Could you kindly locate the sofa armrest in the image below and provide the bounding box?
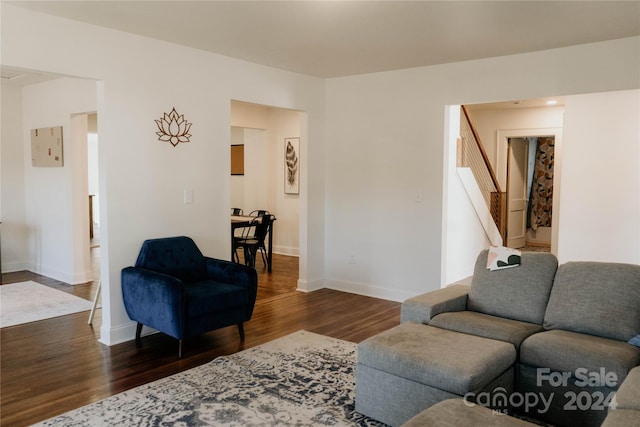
[400,284,470,324]
[121,267,184,337]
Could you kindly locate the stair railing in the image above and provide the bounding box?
[459,105,506,240]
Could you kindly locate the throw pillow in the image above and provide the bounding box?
[487,246,522,271]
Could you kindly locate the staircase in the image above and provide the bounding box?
[458,106,506,245]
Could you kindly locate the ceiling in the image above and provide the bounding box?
[4,0,640,79]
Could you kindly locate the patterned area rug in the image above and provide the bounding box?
[0,281,93,328]
[35,330,387,426]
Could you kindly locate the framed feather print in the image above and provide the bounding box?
[284,137,300,194]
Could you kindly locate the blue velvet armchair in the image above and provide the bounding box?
[121,236,258,358]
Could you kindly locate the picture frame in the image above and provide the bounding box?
[230,144,244,175]
[31,126,64,167]
[284,137,300,194]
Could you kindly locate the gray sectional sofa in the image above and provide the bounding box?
[356,250,640,427]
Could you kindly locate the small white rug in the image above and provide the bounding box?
[0,281,93,328]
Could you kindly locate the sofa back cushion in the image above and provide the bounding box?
[544,262,640,341]
[468,249,558,324]
[135,236,207,282]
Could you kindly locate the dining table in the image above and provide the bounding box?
[231,215,275,272]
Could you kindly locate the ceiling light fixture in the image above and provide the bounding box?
[546,100,558,105]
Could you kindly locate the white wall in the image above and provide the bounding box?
[21,78,97,283]
[268,107,302,256]
[326,37,640,299]
[0,83,29,272]
[558,90,640,264]
[230,126,246,212]
[2,4,325,345]
[230,127,269,214]
[88,133,100,226]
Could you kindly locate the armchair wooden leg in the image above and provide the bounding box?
[135,323,143,343]
[238,323,245,341]
[179,339,183,359]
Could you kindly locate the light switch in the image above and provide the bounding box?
[184,188,193,204]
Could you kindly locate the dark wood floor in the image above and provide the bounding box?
[0,251,401,426]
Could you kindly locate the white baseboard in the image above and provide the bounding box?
[100,321,158,346]
[28,262,94,285]
[1,261,30,274]
[273,246,299,257]
[296,278,324,292]
[324,279,412,302]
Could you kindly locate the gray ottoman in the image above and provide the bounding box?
[402,399,538,427]
[356,322,517,426]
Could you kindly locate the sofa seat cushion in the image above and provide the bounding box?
[613,365,640,411]
[520,330,640,385]
[544,261,640,341]
[601,409,640,427]
[402,399,538,427]
[184,280,248,317]
[469,250,558,324]
[430,311,543,350]
[357,323,516,396]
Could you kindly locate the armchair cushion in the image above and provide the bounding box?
[468,250,558,325]
[185,281,249,317]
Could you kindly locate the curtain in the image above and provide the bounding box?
[528,137,554,231]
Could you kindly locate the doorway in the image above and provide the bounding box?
[87,114,101,284]
[506,136,555,249]
[70,112,101,285]
[229,101,302,280]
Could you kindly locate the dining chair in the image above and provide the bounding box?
[244,210,271,263]
[231,208,243,215]
[249,209,268,217]
[232,210,270,264]
[234,214,275,268]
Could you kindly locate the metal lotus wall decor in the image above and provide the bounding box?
[284,137,300,194]
[155,107,192,147]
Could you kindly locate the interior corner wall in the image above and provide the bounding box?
[267,107,301,256]
[1,83,29,272]
[558,89,640,264]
